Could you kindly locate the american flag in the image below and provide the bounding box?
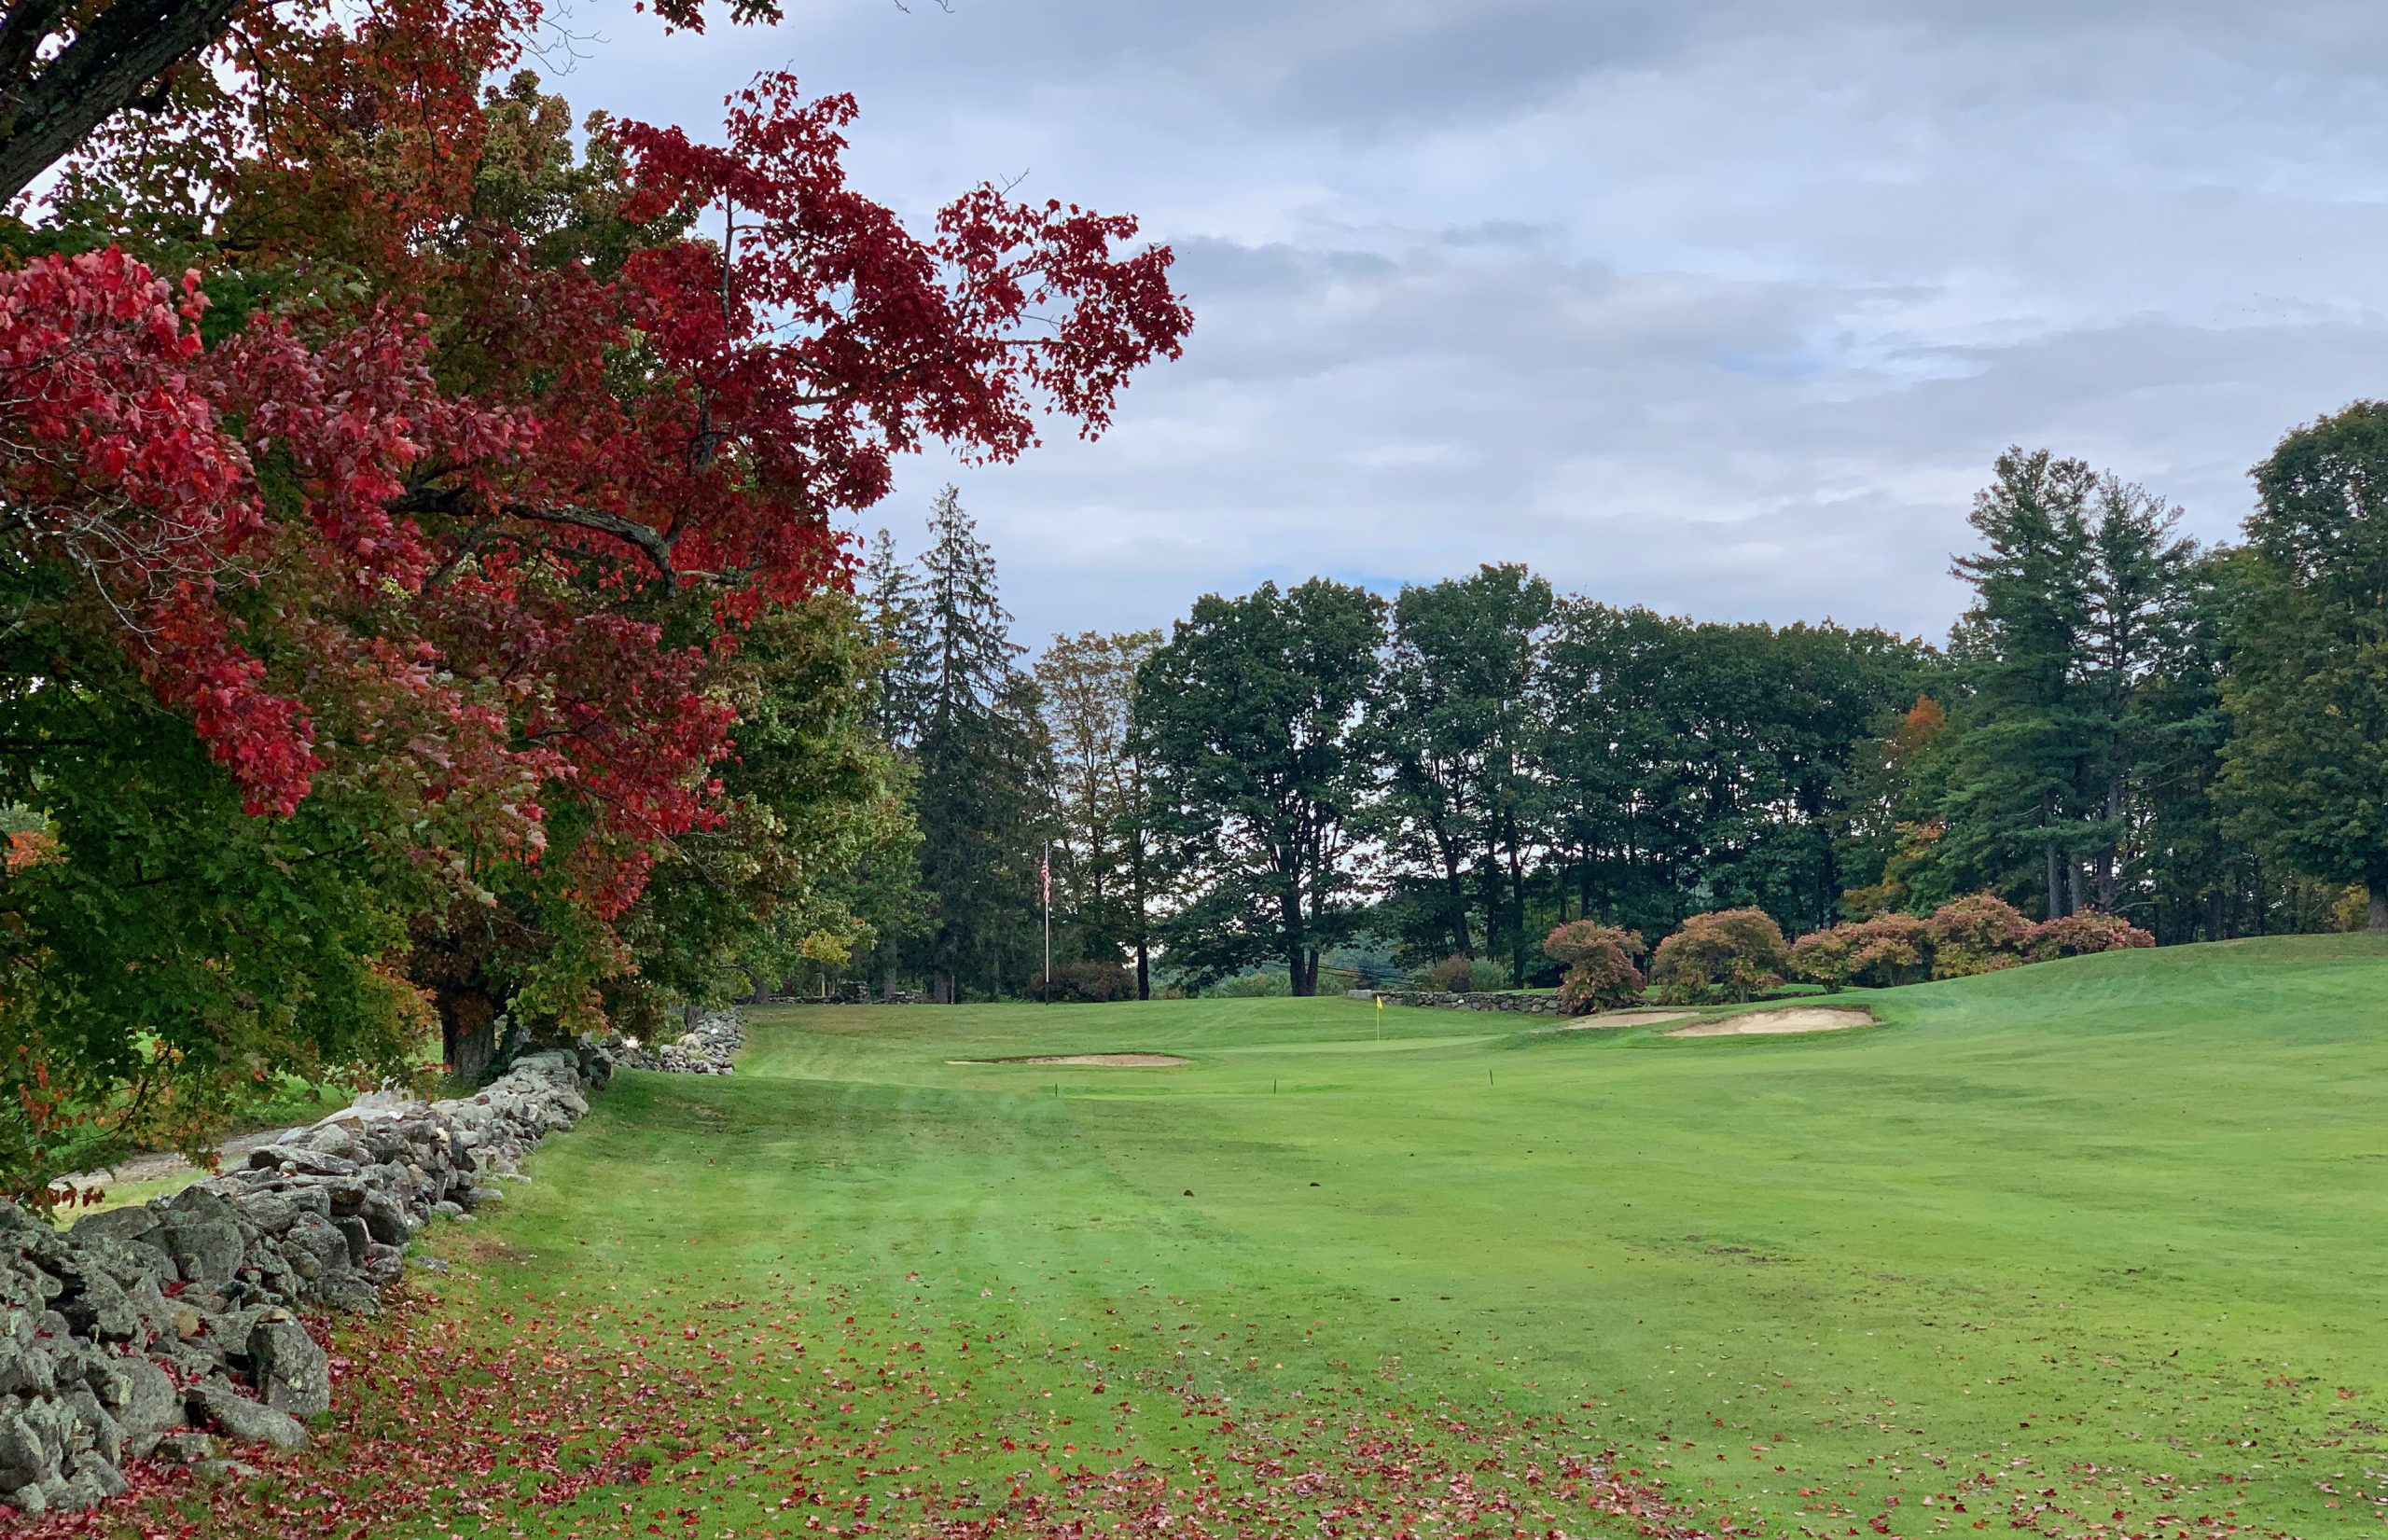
[1040,844,1050,907]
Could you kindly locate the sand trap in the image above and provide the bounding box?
[1668,1007,1875,1037]
[1553,1009,1690,1031]
[949,1053,1190,1067]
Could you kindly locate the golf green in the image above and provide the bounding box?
[111,935,2388,1537]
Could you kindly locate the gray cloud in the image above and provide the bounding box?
[556,0,2388,649]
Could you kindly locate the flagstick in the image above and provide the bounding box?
[1042,838,1052,1007]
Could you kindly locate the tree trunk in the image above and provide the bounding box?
[932,973,953,1005]
[1442,846,1472,959]
[2096,772,2125,910]
[2068,859,2087,916]
[1505,818,1527,986]
[437,984,499,1086]
[1281,881,1312,996]
[2369,877,2388,933]
[2043,823,2064,920]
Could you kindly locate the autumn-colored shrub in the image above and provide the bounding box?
[1043,960,1136,1002]
[1648,909,1790,1004]
[1926,893,2032,978]
[1542,921,1647,1013]
[1423,953,1474,992]
[1793,913,1937,992]
[1417,953,1506,992]
[2023,911,2155,962]
[1788,926,1859,992]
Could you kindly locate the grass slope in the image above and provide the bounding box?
[77,936,2388,1538]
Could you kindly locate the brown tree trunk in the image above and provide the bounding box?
[2369,877,2388,933]
[437,984,499,1086]
[2043,823,2064,920]
[1280,870,1314,994]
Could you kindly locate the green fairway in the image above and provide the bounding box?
[127,935,2388,1538]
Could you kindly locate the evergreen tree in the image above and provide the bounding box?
[859,526,934,749]
[1940,448,2099,915]
[2078,474,2198,909]
[908,487,1052,997]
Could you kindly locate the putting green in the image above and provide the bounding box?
[111,935,2388,1538]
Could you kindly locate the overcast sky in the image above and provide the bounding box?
[560,0,2388,650]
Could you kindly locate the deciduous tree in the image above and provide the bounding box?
[1137,580,1383,995]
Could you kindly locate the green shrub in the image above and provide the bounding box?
[1542,921,1646,1012]
[1649,909,1790,1004]
[1926,894,2031,978]
[2023,911,2154,962]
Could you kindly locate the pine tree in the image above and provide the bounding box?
[2078,474,2197,909]
[859,527,934,748]
[908,487,1051,998]
[1941,448,2098,916]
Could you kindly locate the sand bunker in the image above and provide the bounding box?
[1668,1007,1875,1037]
[949,1053,1190,1067]
[1553,1009,1691,1031]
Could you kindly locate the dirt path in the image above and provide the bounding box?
[64,1124,299,1193]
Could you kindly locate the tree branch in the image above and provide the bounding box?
[0,0,244,205]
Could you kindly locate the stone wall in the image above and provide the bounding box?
[1369,989,1577,1017]
[0,1010,743,1515]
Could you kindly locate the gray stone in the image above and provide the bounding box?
[313,1276,382,1314]
[67,1206,159,1247]
[159,1219,244,1285]
[247,1145,361,1178]
[0,1338,56,1397]
[61,1386,120,1463]
[152,1430,215,1464]
[70,1451,129,1498]
[188,1380,308,1450]
[56,1269,142,1340]
[356,1189,410,1246]
[247,1319,329,1417]
[234,1193,303,1235]
[109,1353,181,1446]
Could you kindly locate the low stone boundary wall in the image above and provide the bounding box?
[0,1009,743,1515]
[1369,989,1576,1017]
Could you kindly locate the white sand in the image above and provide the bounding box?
[1667,1007,1875,1037]
[950,1053,1191,1066]
[1552,1010,1692,1031]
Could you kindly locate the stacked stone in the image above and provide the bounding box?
[1369,989,1575,1016]
[0,1010,742,1515]
[593,1008,743,1075]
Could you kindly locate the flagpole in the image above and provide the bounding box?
[1042,838,1052,1006]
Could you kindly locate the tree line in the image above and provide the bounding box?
[868,410,2388,1001]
